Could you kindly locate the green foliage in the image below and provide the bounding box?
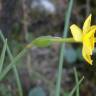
[55,0,74,96]
[0,84,12,96]
[74,67,80,96]
[68,76,84,96]
[0,39,7,73]
[0,32,25,96]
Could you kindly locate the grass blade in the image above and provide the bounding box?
[68,76,84,96]
[73,67,79,96]
[0,48,27,80]
[55,0,73,96]
[0,39,7,73]
[0,31,26,96]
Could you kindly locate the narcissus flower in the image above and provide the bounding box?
[70,14,96,65]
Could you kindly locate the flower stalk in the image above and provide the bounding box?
[51,37,81,43]
[27,14,96,65]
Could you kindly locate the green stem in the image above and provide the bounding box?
[51,37,81,43]
[52,37,96,43]
[55,0,73,96]
[0,39,7,74]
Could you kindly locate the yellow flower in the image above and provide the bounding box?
[70,14,96,65]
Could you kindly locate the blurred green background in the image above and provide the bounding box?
[0,0,96,96]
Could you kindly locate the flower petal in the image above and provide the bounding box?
[85,33,95,51]
[83,36,94,55]
[90,34,94,50]
[82,46,92,64]
[70,24,82,41]
[83,25,96,55]
[86,26,96,38]
[83,14,92,34]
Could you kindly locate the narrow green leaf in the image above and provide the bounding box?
[55,0,73,96]
[73,67,79,96]
[68,76,84,96]
[0,39,7,73]
[0,31,24,96]
[0,48,27,81]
